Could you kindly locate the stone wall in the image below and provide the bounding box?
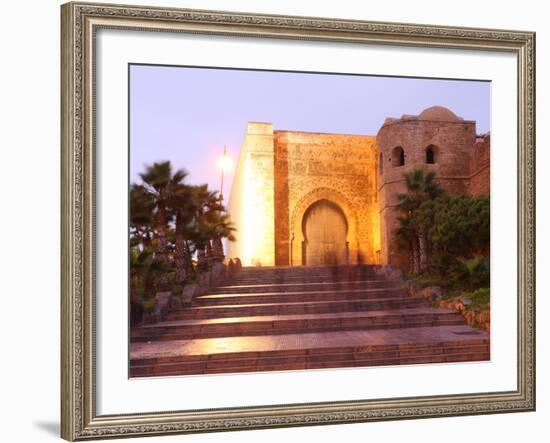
[376,109,477,269]
[469,133,490,196]
[227,107,489,270]
[226,122,276,266]
[273,131,380,266]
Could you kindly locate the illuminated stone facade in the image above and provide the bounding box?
[227,106,490,268]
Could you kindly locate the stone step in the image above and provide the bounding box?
[235,265,384,279]
[131,350,490,377]
[229,272,393,285]
[237,264,380,270]
[130,264,491,378]
[131,330,490,365]
[130,326,490,377]
[132,308,465,341]
[211,280,404,294]
[194,286,407,306]
[228,277,389,286]
[167,297,428,320]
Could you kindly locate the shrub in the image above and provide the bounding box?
[430,195,490,260]
[395,172,490,277]
[466,287,490,311]
[185,271,200,284]
[450,256,490,292]
[141,297,156,314]
[415,273,449,289]
[172,284,184,297]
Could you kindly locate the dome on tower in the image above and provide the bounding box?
[418,106,463,122]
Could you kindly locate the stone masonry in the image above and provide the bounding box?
[227,106,490,268]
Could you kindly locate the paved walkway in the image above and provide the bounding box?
[131,325,489,359]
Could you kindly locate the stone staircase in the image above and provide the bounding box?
[130,265,489,377]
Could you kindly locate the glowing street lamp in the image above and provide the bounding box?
[217,145,233,200]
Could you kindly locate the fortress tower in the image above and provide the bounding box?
[377,106,483,268]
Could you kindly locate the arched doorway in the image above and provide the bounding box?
[302,199,349,265]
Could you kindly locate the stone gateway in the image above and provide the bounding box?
[227,106,490,268]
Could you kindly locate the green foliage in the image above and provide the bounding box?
[130,160,237,287]
[134,280,145,297]
[139,161,188,197]
[141,297,156,314]
[395,170,445,273]
[449,256,490,291]
[465,287,490,311]
[185,271,200,284]
[414,273,449,289]
[429,195,490,270]
[130,245,173,298]
[172,284,184,297]
[399,170,444,207]
[396,169,490,288]
[130,185,155,247]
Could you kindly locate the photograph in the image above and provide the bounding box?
[58,3,535,440]
[128,65,491,378]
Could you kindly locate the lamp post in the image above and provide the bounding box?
[220,144,227,201]
[216,145,231,262]
[218,145,233,203]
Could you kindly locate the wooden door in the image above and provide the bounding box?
[303,200,348,265]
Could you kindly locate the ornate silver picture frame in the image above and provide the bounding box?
[61,2,535,440]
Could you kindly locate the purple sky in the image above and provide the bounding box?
[130,65,490,197]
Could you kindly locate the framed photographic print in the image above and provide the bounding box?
[61,1,536,440]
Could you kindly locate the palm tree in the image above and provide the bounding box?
[192,184,221,269]
[139,162,187,283]
[169,183,197,284]
[202,194,236,264]
[398,170,443,209]
[130,247,151,302]
[450,256,490,291]
[130,184,155,249]
[397,170,443,273]
[395,215,420,274]
[210,212,236,261]
[131,161,238,288]
[129,246,172,325]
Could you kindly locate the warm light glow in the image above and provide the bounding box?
[217,155,233,172]
[226,125,277,267]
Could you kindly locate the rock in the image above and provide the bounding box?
[405,280,421,297]
[199,271,211,287]
[374,266,403,281]
[211,262,226,285]
[477,310,490,326]
[418,286,443,302]
[181,284,198,306]
[141,312,159,324]
[153,291,171,317]
[387,267,404,281]
[169,295,182,310]
[195,272,212,296]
